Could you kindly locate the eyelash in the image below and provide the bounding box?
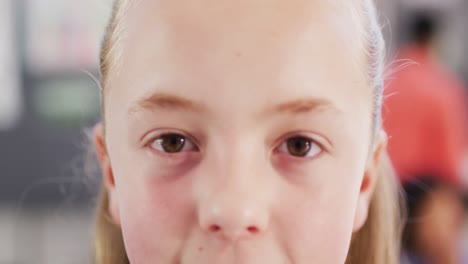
[276,136,323,158]
[146,131,324,159]
[147,132,199,154]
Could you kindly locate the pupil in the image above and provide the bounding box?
[287,137,311,157]
[162,134,185,153]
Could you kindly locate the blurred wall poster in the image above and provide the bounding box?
[25,0,111,73]
[0,0,22,131]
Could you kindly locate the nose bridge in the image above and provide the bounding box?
[210,131,264,188]
[195,135,273,241]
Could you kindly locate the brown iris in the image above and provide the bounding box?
[159,134,186,153]
[286,137,312,157]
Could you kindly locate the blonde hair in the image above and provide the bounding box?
[92,0,402,263]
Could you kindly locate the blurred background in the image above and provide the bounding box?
[0,0,467,263]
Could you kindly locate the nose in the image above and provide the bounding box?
[198,193,270,241]
[195,138,273,242]
[196,154,272,242]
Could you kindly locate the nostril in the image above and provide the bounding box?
[209,225,221,232]
[247,226,259,233]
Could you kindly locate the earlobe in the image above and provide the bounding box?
[108,188,121,225]
[352,168,374,232]
[93,123,120,225]
[352,195,370,232]
[93,123,114,187]
[352,130,387,232]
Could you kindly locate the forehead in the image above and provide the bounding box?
[106,0,369,117]
[119,0,365,68]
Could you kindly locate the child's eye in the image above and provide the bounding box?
[278,136,323,158]
[150,134,197,153]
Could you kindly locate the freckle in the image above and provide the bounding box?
[235,52,242,58]
[198,246,204,252]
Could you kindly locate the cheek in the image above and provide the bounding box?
[276,180,360,263]
[273,150,366,262]
[114,163,197,263]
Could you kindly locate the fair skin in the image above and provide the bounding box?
[94,0,386,263]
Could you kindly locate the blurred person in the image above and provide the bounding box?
[401,177,466,264]
[383,12,468,186]
[91,0,402,264]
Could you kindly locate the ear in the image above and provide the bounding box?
[352,130,387,232]
[93,123,121,225]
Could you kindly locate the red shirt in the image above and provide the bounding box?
[383,45,467,185]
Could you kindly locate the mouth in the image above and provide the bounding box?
[175,249,293,264]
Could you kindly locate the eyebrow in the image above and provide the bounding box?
[128,92,340,117]
[262,97,341,117]
[128,92,207,115]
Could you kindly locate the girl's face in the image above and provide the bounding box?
[95,0,385,263]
